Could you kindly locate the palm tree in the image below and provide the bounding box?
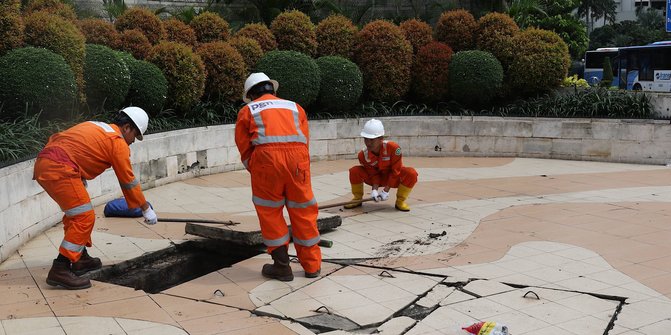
[507,0,546,28]
[577,0,616,32]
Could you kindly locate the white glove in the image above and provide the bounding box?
[143,207,158,225]
[378,189,389,201]
[371,189,380,202]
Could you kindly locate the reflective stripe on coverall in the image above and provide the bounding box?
[33,121,147,263]
[235,94,321,273]
[349,140,418,188]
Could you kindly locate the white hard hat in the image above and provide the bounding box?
[243,72,279,103]
[361,119,384,138]
[120,107,149,141]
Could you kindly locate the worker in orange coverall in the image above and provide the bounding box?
[33,107,157,290]
[235,72,321,282]
[344,119,418,211]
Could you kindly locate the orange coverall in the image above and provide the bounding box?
[33,121,147,263]
[235,94,321,273]
[349,140,418,188]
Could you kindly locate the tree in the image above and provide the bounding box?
[508,0,546,28]
[601,56,612,87]
[577,0,616,32]
[509,0,587,59]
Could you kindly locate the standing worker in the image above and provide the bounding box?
[235,73,321,281]
[344,119,418,211]
[33,107,158,290]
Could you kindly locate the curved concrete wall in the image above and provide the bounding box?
[2,116,671,262]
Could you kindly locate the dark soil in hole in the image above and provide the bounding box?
[86,239,263,294]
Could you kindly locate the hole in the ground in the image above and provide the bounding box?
[86,239,262,294]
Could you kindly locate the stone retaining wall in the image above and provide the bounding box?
[2,116,671,262]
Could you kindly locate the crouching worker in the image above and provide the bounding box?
[345,119,418,211]
[235,73,322,281]
[33,107,158,290]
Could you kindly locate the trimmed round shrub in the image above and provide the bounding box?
[315,14,357,58]
[24,0,76,22]
[476,12,519,70]
[0,47,76,119]
[114,7,164,44]
[0,0,23,55]
[147,41,205,112]
[118,29,151,59]
[23,11,85,100]
[315,56,362,112]
[412,41,452,104]
[270,10,316,56]
[448,50,503,107]
[190,12,230,44]
[508,28,571,95]
[254,50,320,107]
[229,36,263,72]
[162,17,196,47]
[235,23,276,52]
[353,20,412,102]
[435,9,476,52]
[116,52,167,116]
[399,18,433,54]
[78,18,120,49]
[196,41,245,102]
[83,44,131,111]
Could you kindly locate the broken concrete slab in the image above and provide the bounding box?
[184,212,342,245]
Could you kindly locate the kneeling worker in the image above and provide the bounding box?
[33,107,158,290]
[345,119,418,211]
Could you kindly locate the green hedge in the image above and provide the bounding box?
[315,56,362,112]
[118,53,168,116]
[449,50,503,107]
[0,0,23,56]
[254,50,320,107]
[0,47,77,120]
[84,44,131,111]
[147,41,205,113]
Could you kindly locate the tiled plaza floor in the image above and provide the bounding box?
[2,157,671,334]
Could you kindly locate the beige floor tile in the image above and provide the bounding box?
[639,273,671,295]
[1,317,60,334]
[54,296,177,327]
[8,157,671,334]
[150,294,239,322]
[216,320,305,335]
[114,317,187,334]
[59,316,124,335]
[178,310,274,335]
[0,299,53,320]
[338,303,395,327]
[556,315,613,335]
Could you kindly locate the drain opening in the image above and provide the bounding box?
[86,239,262,294]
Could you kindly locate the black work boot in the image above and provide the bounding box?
[46,259,91,290]
[305,268,321,278]
[262,246,294,281]
[71,249,102,276]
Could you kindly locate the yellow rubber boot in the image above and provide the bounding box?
[344,183,364,209]
[395,184,413,212]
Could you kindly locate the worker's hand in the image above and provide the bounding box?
[371,189,380,202]
[142,207,158,225]
[378,189,389,201]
